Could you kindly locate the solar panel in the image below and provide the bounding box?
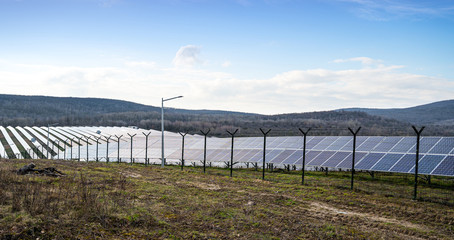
[191,149,205,161]
[306,137,324,149]
[372,137,403,153]
[325,137,351,151]
[300,150,322,165]
[276,137,301,149]
[428,137,454,154]
[265,149,284,162]
[237,149,261,162]
[312,137,338,151]
[234,149,252,160]
[419,137,442,154]
[267,137,283,148]
[389,137,415,153]
[336,152,367,169]
[205,149,219,159]
[355,153,385,170]
[431,155,454,176]
[215,149,232,162]
[209,149,226,161]
[270,150,296,164]
[308,151,336,166]
[242,137,263,149]
[356,137,383,152]
[341,136,368,151]
[2,125,454,176]
[321,151,351,168]
[409,154,446,174]
[371,153,404,171]
[389,154,415,173]
[282,150,303,165]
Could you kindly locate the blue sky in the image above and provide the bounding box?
[1,0,453,114]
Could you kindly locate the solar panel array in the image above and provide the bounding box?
[0,126,453,177]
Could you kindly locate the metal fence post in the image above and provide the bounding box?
[85,136,91,162]
[226,129,239,177]
[348,127,361,190]
[412,126,425,200]
[179,132,188,170]
[200,129,211,173]
[105,136,111,163]
[298,128,311,185]
[143,132,151,165]
[127,133,137,164]
[115,135,123,163]
[260,128,271,180]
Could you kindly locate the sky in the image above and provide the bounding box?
[0,0,453,114]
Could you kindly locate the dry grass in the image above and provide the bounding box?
[0,158,453,239]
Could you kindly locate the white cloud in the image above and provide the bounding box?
[125,61,156,68]
[333,57,382,65]
[0,57,452,114]
[172,45,202,67]
[221,61,231,67]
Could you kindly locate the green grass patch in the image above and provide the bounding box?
[0,159,452,239]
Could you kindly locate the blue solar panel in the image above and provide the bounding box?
[302,150,322,165]
[409,154,445,174]
[357,137,383,152]
[325,137,351,151]
[307,151,336,166]
[285,137,304,149]
[373,137,403,152]
[312,137,337,150]
[389,137,415,153]
[371,153,404,171]
[270,150,297,164]
[341,136,368,151]
[306,137,324,149]
[282,150,303,164]
[419,137,442,154]
[321,151,351,168]
[265,149,284,162]
[428,137,454,154]
[275,137,300,149]
[355,153,385,170]
[389,154,415,173]
[336,152,367,169]
[431,156,454,176]
[237,149,261,162]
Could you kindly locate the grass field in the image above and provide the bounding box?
[0,159,453,239]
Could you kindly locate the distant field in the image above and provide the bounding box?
[0,159,453,239]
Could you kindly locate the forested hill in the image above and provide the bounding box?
[0,94,251,118]
[1,94,453,136]
[341,100,454,125]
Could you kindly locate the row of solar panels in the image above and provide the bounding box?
[0,126,453,177]
[166,148,453,176]
[184,136,454,155]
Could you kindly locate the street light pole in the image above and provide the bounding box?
[161,95,183,167]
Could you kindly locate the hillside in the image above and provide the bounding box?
[1,94,453,136]
[341,100,454,125]
[0,94,250,119]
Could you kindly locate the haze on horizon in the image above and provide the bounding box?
[0,0,453,114]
